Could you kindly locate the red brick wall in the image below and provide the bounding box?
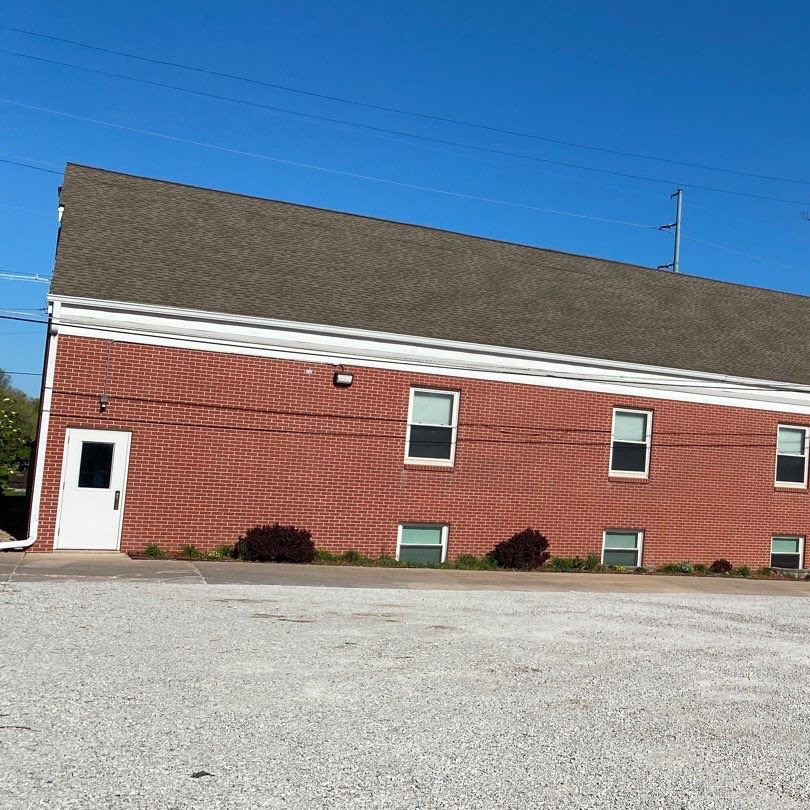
[32,334,810,568]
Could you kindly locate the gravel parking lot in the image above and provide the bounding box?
[3,581,810,809]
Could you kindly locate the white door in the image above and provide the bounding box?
[56,429,131,550]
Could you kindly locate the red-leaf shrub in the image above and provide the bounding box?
[490,528,550,570]
[236,523,315,563]
[709,558,733,574]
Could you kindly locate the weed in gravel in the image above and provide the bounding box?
[143,543,167,559]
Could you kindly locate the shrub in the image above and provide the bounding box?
[179,544,202,560]
[236,523,315,563]
[755,567,774,578]
[205,544,234,561]
[143,543,167,559]
[732,565,752,578]
[375,555,400,567]
[341,549,369,566]
[490,529,550,571]
[675,561,694,573]
[709,558,733,575]
[693,563,708,574]
[550,556,574,572]
[455,553,498,570]
[658,563,681,574]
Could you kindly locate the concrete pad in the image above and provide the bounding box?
[191,560,810,596]
[11,552,201,583]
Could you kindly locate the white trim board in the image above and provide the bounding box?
[47,296,810,416]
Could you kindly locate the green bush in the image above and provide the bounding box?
[143,543,167,559]
[179,544,202,560]
[657,563,681,574]
[341,549,370,566]
[693,563,708,574]
[454,554,498,570]
[314,549,340,564]
[550,556,574,572]
[732,565,752,578]
[755,567,774,578]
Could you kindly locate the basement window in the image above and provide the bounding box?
[397,524,448,564]
[609,408,652,477]
[405,388,459,465]
[770,536,803,570]
[775,425,808,487]
[602,530,643,567]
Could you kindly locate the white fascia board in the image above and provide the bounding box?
[48,295,810,415]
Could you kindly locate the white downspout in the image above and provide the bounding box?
[0,301,60,551]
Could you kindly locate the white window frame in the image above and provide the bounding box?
[770,535,804,569]
[404,387,460,466]
[609,408,653,478]
[774,424,809,489]
[601,529,644,568]
[396,523,449,563]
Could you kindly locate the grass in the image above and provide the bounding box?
[312,548,498,570]
[143,543,168,559]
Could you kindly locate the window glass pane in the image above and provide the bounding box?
[771,537,800,554]
[603,549,639,567]
[777,427,805,455]
[604,532,639,550]
[776,455,805,483]
[412,391,454,425]
[78,442,114,489]
[614,411,647,442]
[611,443,647,472]
[771,553,801,569]
[398,545,444,564]
[400,526,443,546]
[408,425,453,459]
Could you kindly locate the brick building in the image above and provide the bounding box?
[18,164,810,569]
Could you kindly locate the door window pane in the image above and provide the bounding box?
[78,442,114,489]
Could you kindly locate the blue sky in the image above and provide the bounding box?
[1,1,809,396]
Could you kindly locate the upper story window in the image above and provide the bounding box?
[775,425,808,487]
[405,388,459,465]
[609,408,652,477]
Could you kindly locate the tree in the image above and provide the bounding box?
[0,371,39,493]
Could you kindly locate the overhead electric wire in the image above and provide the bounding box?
[4,25,806,188]
[0,98,658,230]
[0,272,51,283]
[0,156,60,174]
[4,49,810,207]
[4,311,810,398]
[682,235,806,272]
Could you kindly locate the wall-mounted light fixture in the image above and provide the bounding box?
[333,371,354,387]
[98,393,110,412]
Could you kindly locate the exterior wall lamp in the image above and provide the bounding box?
[99,393,110,412]
[333,371,354,387]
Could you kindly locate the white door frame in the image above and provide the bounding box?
[54,427,132,551]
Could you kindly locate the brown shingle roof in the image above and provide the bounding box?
[52,163,810,384]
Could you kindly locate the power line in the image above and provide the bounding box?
[5,311,810,396]
[4,25,807,188]
[0,98,659,230]
[2,370,41,376]
[682,235,807,272]
[0,272,51,283]
[4,49,810,207]
[0,156,60,175]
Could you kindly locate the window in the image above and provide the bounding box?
[405,388,459,464]
[78,442,114,489]
[610,408,652,477]
[602,530,643,567]
[775,425,808,487]
[397,524,448,564]
[770,536,803,569]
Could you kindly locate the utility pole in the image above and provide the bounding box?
[658,189,683,273]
